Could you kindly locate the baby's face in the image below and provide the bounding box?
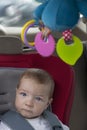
[15,78,52,118]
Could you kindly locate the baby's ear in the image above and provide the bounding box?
[45,98,53,111]
[47,98,53,107]
[49,98,53,105]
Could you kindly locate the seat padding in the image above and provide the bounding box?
[0,68,27,113]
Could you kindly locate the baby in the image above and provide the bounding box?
[0,68,69,130]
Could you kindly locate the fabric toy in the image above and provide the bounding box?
[21,0,87,65]
[32,0,87,65]
[34,0,87,40]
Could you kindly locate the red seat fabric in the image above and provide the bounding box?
[0,53,74,125]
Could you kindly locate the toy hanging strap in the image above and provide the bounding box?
[62,29,72,42]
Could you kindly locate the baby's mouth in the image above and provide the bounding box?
[22,108,32,113]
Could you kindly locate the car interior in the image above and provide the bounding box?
[0,1,87,130]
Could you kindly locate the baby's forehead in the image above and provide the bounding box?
[21,76,49,84]
[20,76,53,90]
[20,77,47,85]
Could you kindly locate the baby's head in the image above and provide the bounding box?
[15,68,55,118]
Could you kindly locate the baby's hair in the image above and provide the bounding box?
[17,68,55,98]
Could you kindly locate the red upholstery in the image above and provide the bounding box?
[0,53,74,125]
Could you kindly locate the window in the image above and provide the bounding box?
[0,0,40,27]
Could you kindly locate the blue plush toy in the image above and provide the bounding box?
[34,0,87,43]
[34,0,87,33]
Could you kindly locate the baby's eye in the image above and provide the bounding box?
[20,92,27,96]
[35,97,43,102]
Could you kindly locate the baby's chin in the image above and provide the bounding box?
[20,111,33,118]
[16,109,40,119]
[21,112,40,119]
[21,110,39,119]
[21,114,39,119]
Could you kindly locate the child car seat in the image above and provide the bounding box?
[0,53,74,125]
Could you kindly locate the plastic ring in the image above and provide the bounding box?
[35,32,55,57]
[24,23,35,49]
[56,35,83,65]
[21,20,35,48]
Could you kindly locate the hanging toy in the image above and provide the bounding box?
[56,34,83,65]
[35,31,55,57]
[21,19,35,49]
[32,0,87,65]
[21,19,55,57]
[21,18,83,64]
[55,29,83,65]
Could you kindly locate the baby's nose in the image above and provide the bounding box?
[25,97,34,107]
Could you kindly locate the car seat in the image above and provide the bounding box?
[0,52,74,126]
[0,36,22,54]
